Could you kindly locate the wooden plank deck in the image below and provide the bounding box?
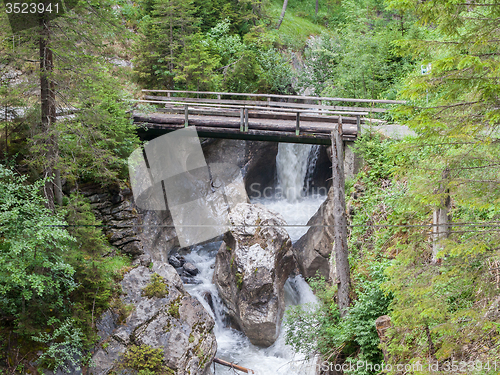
[135,113,357,145]
[133,90,401,144]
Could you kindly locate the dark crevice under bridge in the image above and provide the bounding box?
[133,90,405,145]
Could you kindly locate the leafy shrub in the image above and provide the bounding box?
[32,318,86,372]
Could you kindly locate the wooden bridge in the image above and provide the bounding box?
[133,90,405,145]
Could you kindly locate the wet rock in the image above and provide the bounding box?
[90,265,216,375]
[293,187,335,280]
[183,262,199,276]
[181,276,202,285]
[202,292,215,315]
[214,203,294,347]
[168,255,183,268]
[111,193,123,204]
[202,139,277,200]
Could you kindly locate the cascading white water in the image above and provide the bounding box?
[276,143,314,202]
[184,243,320,375]
[182,142,328,375]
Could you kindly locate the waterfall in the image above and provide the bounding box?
[276,143,320,202]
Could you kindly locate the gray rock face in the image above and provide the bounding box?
[214,203,294,347]
[293,187,335,280]
[90,265,216,375]
[202,139,278,199]
[79,183,145,258]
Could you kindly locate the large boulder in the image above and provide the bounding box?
[293,187,335,280]
[213,203,294,347]
[90,264,216,375]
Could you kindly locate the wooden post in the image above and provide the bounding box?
[432,168,450,262]
[213,358,254,373]
[295,112,300,135]
[331,116,351,317]
[184,104,189,127]
[375,315,392,363]
[244,108,249,132]
[240,108,244,132]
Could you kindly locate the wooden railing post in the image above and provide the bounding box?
[244,108,249,132]
[240,108,244,132]
[295,112,300,135]
[184,104,189,127]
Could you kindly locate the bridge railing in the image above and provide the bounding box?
[141,90,404,118]
[136,90,405,139]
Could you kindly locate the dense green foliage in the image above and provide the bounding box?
[0,166,76,333]
[0,166,131,371]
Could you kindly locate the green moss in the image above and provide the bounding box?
[163,320,172,333]
[110,298,135,324]
[118,344,165,374]
[235,272,244,290]
[142,273,169,299]
[168,296,182,319]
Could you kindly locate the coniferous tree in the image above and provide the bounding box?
[383,0,500,365]
[134,0,199,88]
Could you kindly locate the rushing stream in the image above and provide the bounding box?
[184,143,326,375]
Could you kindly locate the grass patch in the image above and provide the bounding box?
[267,0,329,49]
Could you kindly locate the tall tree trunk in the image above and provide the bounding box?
[331,118,351,317]
[276,0,289,30]
[315,0,319,16]
[40,18,62,209]
[432,168,450,262]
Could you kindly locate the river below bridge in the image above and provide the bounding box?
[182,143,327,375]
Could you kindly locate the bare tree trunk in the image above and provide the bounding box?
[276,0,289,30]
[40,18,61,209]
[316,0,319,16]
[331,118,351,317]
[432,168,450,262]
